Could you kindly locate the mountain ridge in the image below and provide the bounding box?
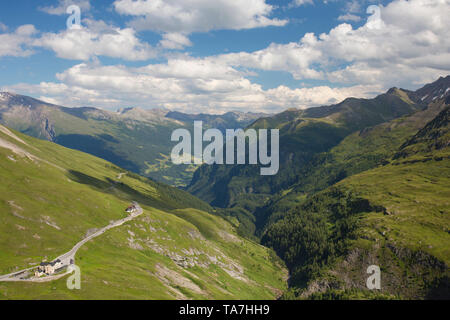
[0,95,263,187]
[261,102,450,299]
[187,84,431,209]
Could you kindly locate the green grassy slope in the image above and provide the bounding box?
[0,125,287,300]
[257,97,448,233]
[261,105,450,299]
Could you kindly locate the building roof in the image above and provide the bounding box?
[40,259,62,267]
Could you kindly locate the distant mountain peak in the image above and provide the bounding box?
[116,106,169,115]
[116,107,135,114]
[414,75,450,104]
[0,92,17,101]
[387,87,399,94]
[386,87,408,95]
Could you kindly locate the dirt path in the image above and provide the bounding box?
[0,125,29,146]
[0,125,65,171]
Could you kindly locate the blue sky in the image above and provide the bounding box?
[0,0,448,113]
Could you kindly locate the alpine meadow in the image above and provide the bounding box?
[0,0,449,307]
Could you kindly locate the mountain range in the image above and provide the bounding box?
[0,76,449,299]
[188,76,450,299]
[0,93,264,187]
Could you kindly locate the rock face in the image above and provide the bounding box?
[395,106,450,159]
[0,93,59,141]
[413,75,450,105]
[43,118,56,141]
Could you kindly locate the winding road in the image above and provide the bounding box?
[0,203,143,282]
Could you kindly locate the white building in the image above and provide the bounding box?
[35,259,63,277]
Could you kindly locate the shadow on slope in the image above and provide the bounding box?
[57,134,140,173]
[67,170,211,213]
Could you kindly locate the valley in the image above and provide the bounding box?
[187,76,450,299]
[0,76,449,300]
[0,94,264,187]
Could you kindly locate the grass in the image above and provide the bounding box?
[0,126,287,299]
[341,159,450,263]
[259,105,450,299]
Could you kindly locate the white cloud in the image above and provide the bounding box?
[0,22,8,32]
[345,0,362,13]
[35,20,156,61]
[211,36,324,80]
[39,0,91,15]
[336,0,366,22]
[337,13,361,22]
[4,0,450,115]
[159,33,193,50]
[0,25,37,57]
[5,60,379,114]
[113,0,288,34]
[265,84,380,107]
[113,0,288,60]
[210,0,450,89]
[0,19,157,61]
[289,0,314,8]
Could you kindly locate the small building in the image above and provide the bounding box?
[126,205,137,214]
[35,259,62,277]
[34,269,45,278]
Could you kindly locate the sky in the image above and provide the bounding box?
[0,0,449,114]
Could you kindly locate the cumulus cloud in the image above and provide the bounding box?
[5,60,379,114]
[113,0,287,48]
[39,0,91,15]
[0,25,38,57]
[34,20,156,61]
[114,0,288,33]
[159,33,193,50]
[0,19,156,61]
[212,37,324,80]
[3,0,450,115]
[211,0,450,88]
